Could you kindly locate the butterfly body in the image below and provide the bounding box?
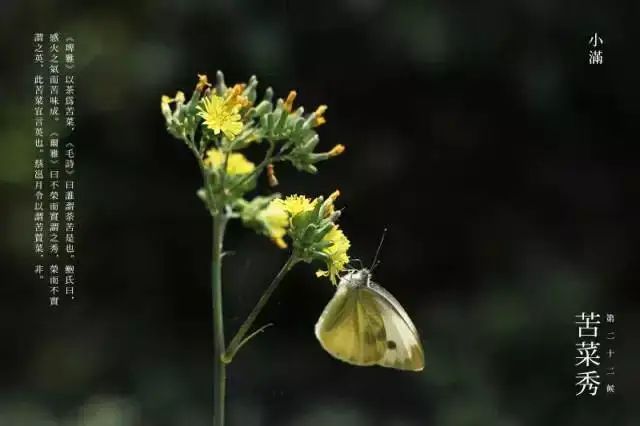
[315,268,425,371]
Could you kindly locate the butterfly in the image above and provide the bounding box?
[314,234,425,371]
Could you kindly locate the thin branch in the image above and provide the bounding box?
[222,255,298,363]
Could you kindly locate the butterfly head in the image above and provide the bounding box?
[340,268,372,288]
[339,229,386,288]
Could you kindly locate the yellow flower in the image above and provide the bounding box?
[196,73,211,92]
[197,94,243,139]
[272,195,316,217]
[161,95,172,118]
[315,225,350,283]
[259,201,290,249]
[225,84,252,108]
[271,191,339,221]
[161,91,185,106]
[314,105,328,126]
[161,91,185,120]
[204,148,255,175]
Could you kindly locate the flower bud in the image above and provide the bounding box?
[264,87,274,102]
[215,70,227,94]
[161,95,172,121]
[328,144,345,157]
[283,90,297,112]
[314,105,327,126]
[267,164,279,187]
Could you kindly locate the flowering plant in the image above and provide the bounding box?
[161,71,348,426]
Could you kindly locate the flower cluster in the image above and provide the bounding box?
[268,191,350,283]
[162,71,350,281]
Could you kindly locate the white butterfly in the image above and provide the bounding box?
[315,267,425,371]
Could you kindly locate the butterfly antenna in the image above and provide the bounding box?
[353,258,364,269]
[370,228,387,271]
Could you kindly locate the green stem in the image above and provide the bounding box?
[212,214,227,426]
[222,255,298,363]
[186,134,228,425]
[227,141,277,193]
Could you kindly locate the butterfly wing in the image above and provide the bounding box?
[365,282,425,371]
[315,284,387,366]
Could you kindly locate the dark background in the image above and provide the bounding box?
[1,1,638,425]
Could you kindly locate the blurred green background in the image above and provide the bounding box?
[1,1,638,425]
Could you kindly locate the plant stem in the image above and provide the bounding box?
[222,255,298,363]
[212,214,227,426]
[227,141,277,193]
